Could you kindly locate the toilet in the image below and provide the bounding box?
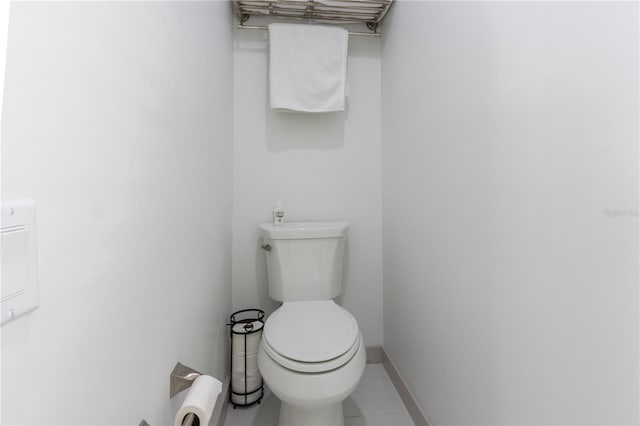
[257,221,366,426]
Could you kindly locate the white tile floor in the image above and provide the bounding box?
[224,364,414,426]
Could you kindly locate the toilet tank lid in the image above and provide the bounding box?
[263,300,359,363]
[259,221,348,239]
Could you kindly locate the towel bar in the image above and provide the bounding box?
[234,0,394,35]
[237,24,381,37]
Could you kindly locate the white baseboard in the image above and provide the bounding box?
[214,347,432,426]
[380,346,434,426]
[366,344,384,364]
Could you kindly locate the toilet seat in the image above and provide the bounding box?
[262,332,361,373]
[263,300,360,373]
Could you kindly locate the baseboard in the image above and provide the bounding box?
[212,347,430,426]
[211,376,230,426]
[381,346,434,426]
[365,344,383,364]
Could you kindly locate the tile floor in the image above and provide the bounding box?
[224,363,415,426]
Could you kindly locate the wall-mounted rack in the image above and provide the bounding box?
[234,0,394,36]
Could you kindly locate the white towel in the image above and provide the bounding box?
[268,23,348,112]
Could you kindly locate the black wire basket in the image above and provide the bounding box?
[228,309,265,408]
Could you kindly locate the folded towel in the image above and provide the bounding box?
[268,23,349,112]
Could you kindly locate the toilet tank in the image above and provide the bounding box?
[259,222,348,302]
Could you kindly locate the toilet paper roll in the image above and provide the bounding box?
[232,375,262,395]
[232,354,259,376]
[174,375,222,426]
[231,388,262,405]
[231,322,263,356]
[232,369,260,383]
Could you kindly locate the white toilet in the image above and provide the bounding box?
[257,221,366,426]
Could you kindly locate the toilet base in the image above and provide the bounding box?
[279,401,344,426]
[258,334,366,426]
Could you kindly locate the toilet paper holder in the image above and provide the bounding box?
[170,363,203,426]
[170,362,202,399]
[228,309,265,408]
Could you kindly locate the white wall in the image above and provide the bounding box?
[382,2,638,425]
[0,2,11,422]
[232,27,384,345]
[1,2,233,424]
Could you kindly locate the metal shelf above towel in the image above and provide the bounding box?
[234,0,394,36]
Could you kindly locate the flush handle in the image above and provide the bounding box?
[260,244,272,251]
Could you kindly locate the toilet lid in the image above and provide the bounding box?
[263,300,359,363]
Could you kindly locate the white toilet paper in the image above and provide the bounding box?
[232,354,259,376]
[174,375,222,426]
[231,387,262,405]
[231,373,261,394]
[231,370,262,406]
[231,321,263,356]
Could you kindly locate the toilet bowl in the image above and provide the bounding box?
[257,300,366,426]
